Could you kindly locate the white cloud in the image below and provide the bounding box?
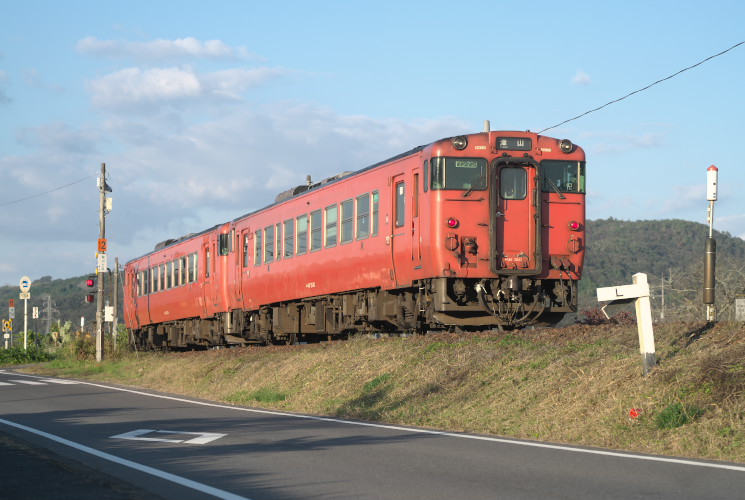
[76,36,255,62]
[571,70,591,85]
[87,66,292,109]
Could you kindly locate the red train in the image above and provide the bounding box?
[123,126,586,348]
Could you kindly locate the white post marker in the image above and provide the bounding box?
[597,273,656,376]
[19,276,31,352]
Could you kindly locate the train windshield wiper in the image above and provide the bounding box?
[462,176,485,197]
[544,177,566,199]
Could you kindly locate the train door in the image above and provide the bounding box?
[124,266,139,329]
[390,173,412,286]
[235,229,250,305]
[412,168,422,267]
[491,159,541,274]
[201,241,212,316]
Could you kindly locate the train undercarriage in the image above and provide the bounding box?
[129,276,577,350]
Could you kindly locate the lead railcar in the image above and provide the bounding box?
[124,125,586,349]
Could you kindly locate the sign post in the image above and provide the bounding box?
[19,276,31,351]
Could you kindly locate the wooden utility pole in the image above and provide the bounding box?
[96,162,106,362]
[113,257,119,351]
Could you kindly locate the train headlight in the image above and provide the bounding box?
[446,217,460,228]
[559,139,573,154]
[452,136,468,150]
[568,220,581,231]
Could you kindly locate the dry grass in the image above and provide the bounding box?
[23,321,745,463]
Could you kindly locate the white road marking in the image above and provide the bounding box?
[6,371,745,473]
[0,418,251,500]
[8,379,46,385]
[40,379,78,384]
[0,382,13,386]
[111,429,226,445]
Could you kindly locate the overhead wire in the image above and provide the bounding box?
[0,172,98,207]
[538,40,745,134]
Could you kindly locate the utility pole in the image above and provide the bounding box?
[96,162,107,362]
[703,165,718,322]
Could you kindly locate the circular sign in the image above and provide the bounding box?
[19,276,31,293]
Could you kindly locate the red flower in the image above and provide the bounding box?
[629,408,641,419]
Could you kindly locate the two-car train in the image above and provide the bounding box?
[123,125,586,349]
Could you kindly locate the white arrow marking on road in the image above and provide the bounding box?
[110,429,226,445]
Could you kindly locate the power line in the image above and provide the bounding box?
[539,40,745,134]
[0,173,98,208]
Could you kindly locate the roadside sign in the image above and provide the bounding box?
[8,299,14,308]
[98,238,108,252]
[9,307,15,319]
[19,276,31,293]
[32,307,39,319]
[97,253,108,273]
[19,292,30,300]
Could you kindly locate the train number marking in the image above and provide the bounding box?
[306,282,316,289]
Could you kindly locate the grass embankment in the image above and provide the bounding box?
[19,322,745,463]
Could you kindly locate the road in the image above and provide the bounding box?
[1,368,744,500]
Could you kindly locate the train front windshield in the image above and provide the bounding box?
[430,157,488,191]
[541,160,586,194]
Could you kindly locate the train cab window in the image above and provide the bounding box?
[264,225,275,263]
[297,215,308,255]
[356,193,370,239]
[430,157,487,191]
[395,182,405,228]
[254,231,262,265]
[340,199,353,244]
[372,191,379,236]
[423,161,428,193]
[541,160,586,194]
[310,210,322,251]
[325,205,337,248]
[284,219,294,258]
[499,167,527,200]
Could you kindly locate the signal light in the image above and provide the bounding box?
[568,220,581,231]
[86,276,96,287]
[446,217,459,228]
[85,294,95,303]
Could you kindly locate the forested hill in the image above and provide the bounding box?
[1,219,743,330]
[580,218,745,305]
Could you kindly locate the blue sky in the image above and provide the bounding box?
[1,0,744,286]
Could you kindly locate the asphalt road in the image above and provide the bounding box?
[1,368,744,500]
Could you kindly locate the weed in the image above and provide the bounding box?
[654,402,705,429]
[363,373,392,393]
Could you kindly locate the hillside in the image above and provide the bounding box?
[1,218,743,331]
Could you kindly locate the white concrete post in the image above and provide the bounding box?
[632,273,656,376]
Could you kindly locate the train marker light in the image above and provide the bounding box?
[559,139,573,153]
[568,220,581,231]
[446,217,459,228]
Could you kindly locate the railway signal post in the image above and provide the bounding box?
[96,162,112,362]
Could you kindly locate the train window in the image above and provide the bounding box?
[297,215,308,255]
[206,248,211,278]
[136,272,142,296]
[264,225,275,263]
[243,234,250,267]
[181,257,187,285]
[230,229,235,253]
[167,261,173,288]
[192,252,198,282]
[541,160,586,194]
[325,205,337,248]
[310,210,322,251]
[284,219,294,258]
[395,182,405,228]
[151,266,157,293]
[340,199,353,244]
[219,233,230,256]
[499,167,527,200]
[356,194,370,239]
[160,263,166,290]
[413,174,419,218]
[372,191,379,236]
[430,157,487,191]
[423,161,428,193]
[276,223,282,261]
[254,231,262,265]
